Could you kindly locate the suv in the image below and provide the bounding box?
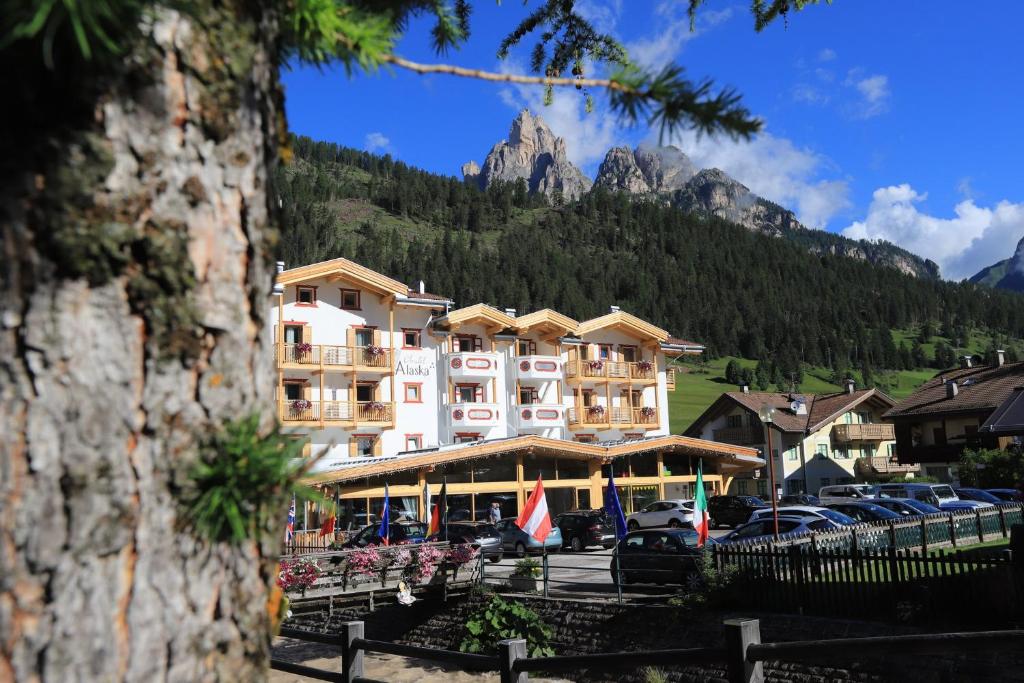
[626,500,694,531]
[555,510,616,551]
[817,484,875,505]
[875,483,958,506]
[707,496,768,529]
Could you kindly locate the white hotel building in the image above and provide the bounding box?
[270,258,762,531]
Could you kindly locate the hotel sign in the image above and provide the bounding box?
[396,351,435,377]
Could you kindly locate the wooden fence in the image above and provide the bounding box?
[714,544,1021,623]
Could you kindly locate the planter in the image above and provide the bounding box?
[509,575,540,593]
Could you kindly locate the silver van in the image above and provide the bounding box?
[875,483,959,506]
[817,484,876,505]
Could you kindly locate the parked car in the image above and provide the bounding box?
[825,501,903,523]
[342,521,428,548]
[428,522,503,562]
[720,516,842,545]
[875,483,960,506]
[707,495,768,528]
[749,505,857,526]
[625,499,694,531]
[609,528,710,587]
[817,484,877,505]
[939,499,995,511]
[494,517,562,556]
[555,510,617,551]
[955,488,1004,505]
[987,488,1024,502]
[779,493,821,506]
[871,497,942,517]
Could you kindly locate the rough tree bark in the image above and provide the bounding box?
[1,2,284,680]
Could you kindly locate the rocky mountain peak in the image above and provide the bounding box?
[594,144,697,195]
[971,235,1024,292]
[462,109,592,200]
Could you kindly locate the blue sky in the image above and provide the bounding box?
[283,1,1024,280]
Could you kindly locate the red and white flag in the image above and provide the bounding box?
[515,476,552,542]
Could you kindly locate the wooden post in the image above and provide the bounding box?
[724,618,763,683]
[340,621,364,683]
[920,517,928,553]
[498,638,529,683]
[949,514,958,548]
[975,509,984,543]
[887,520,897,549]
[999,507,1008,538]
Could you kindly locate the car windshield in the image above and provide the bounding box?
[818,509,857,524]
[961,489,1002,503]
[932,485,958,501]
[673,529,700,546]
[740,497,766,505]
[399,523,427,538]
[860,504,900,519]
[904,499,941,513]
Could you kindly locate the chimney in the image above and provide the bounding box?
[997,349,1006,367]
[845,378,855,395]
[609,305,621,313]
[741,385,749,394]
[273,261,285,295]
[504,308,517,318]
[946,380,959,399]
[418,280,426,294]
[960,355,973,369]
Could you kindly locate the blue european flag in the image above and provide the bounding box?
[377,483,390,545]
[604,470,628,540]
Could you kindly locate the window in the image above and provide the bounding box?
[772,449,779,460]
[296,286,317,306]
[339,288,360,310]
[404,434,422,451]
[786,446,798,461]
[454,433,480,444]
[353,327,374,347]
[403,383,422,403]
[356,382,375,402]
[862,444,876,459]
[816,444,830,459]
[354,434,377,457]
[834,446,848,459]
[456,384,482,403]
[933,428,947,446]
[597,344,612,360]
[516,339,537,356]
[283,381,304,401]
[454,335,482,352]
[581,390,595,407]
[964,424,979,436]
[519,386,539,405]
[574,434,596,443]
[619,345,637,362]
[402,329,421,349]
[887,443,896,458]
[726,414,744,429]
[284,324,303,344]
[858,412,870,424]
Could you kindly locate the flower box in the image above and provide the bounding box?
[290,399,312,413]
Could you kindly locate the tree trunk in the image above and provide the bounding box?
[1,3,283,680]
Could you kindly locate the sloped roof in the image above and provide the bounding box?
[577,311,669,342]
[306,434,762,485]
[405,287,451,302]
[685,388,895,436]
[885,362,1024,419]
[276,257,408,295]
[980,388,1024,436]
[437,303,517,332]
[514,309,579,337]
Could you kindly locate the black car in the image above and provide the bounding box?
[610,528,710,588]
[954,488,1004,504]
[707,495,768,529]
[779,493,821,506]
[554,510,617,551]
[825,502,902,523]
[341,521,428,548]
[427,522,503,562]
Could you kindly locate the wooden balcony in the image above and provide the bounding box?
[832,423,895,443]
[567,406,660,430]
[276,343,392,372]
[666,368,676,391]
[280,400,395,427]
[565,359,657,384]
[860,456,920,475]
[712,426,764,446]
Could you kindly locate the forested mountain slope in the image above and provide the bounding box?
[274,136,1024,381]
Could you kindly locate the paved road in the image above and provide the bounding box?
[481,528,731,597]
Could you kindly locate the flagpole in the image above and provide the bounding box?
[442,475,448,543]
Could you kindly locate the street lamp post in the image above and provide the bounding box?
[758,404,780,540]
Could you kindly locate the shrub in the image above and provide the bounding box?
[667,550,739,610]
[958,448,1024,488]
[460,595,554,658]
[512,558,542,578]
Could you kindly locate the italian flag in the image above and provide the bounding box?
[515,476,552,542]
[693,460,709,547]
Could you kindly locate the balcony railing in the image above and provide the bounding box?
[277,343,392,370]
[860,456,920,475]
[832,423,895,443]
[565,359,657,383]
[566,406,658,429]
[712,426,764,445]
[515,404,566,429]
[449,402,501,427]
[666,367,676,391]
[280,400,394,425]
[445,352,500,380]
[515,355,563,381]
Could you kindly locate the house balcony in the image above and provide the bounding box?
[712,426,765,446]
[565,359,657,384]
[445,352,500,380]
[276,343,392,373]
[279,400,395,427]
[859,456,920,476]
[515,355,563,381]
[666,368,676,391]
[566,406,659,430]
[449,402,501,428]
[832,423,895,443]
[514,404,566,429]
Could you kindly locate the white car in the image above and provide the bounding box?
[626,499,694,530]
[817,484,876,506]
[749,505,858,526]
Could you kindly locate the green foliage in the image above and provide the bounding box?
[183,415,322,544]
[1,0,148,65]
[667,550,739,610]
[460,595,554,658]
[511,558,542,578]
[642,667,669,683]
[958,448,1024,489]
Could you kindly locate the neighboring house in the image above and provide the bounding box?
[269,257,763,532]
[684,381,900,496]
[884,354,1024,481]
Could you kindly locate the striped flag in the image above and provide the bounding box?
[515,476,552,542]
[377,484,391,546]
[693,460,709,547]
[428,481,447,536]
[285,495,296,545]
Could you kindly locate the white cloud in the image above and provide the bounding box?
[841,184,1024,279]
[792,84,829,106]
[626,3,733,69]
[662,129,851,229]
[573,0,623,34]
[363,132,392,154]
[846,71,890,118]
[818,48,837,62]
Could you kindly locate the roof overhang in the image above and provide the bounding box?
[576,311,669,343]
[276,257,408,298]
[661,342,704,357]
[979,387,1024,436]
[514,309,579,339]
[434,303,518,334]
[306,435,763,485]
